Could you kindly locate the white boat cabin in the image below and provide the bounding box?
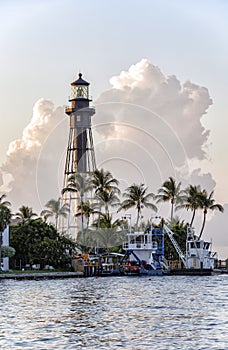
[123,231,158,263]
[186,227,217,269]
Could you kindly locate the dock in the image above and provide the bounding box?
[0,271,84,280]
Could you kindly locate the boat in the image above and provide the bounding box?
[101,262,120,276]
[164,224,217,276]
[120,228,169,276]
[120,223,217,277]
[89,253,123,276]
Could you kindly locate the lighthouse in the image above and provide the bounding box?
[61,73,96,237]
[64,73,96,174]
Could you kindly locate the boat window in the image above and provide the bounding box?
[136,236,143,243]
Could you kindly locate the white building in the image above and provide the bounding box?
[1,225,9,271]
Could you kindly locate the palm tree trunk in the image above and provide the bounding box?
[86,216,90,230]
[136,207,140,230]
[81,208,84,243]
[98,204,101,230]
[190,209,196,227]
[198,209,207,240]
[105,203,108,216]
[0,232,2,270]
[171,200,174,222]
[55,215,58,230]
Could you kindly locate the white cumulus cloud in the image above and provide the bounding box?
[0,98,67,212]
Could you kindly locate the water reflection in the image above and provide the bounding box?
[0,276,227,349]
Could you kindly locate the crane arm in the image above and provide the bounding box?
[163,224,186,267]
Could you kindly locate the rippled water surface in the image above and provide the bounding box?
[0,275,228,349]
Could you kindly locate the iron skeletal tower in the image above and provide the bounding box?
[62,73,96,237]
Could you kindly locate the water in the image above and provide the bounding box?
[0,275,227,349]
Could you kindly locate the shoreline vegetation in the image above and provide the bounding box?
[0,170,225,271]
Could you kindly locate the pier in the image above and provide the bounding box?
[0,271,84,280]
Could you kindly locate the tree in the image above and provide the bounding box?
[176,185,203,227]
[1,246,15,258]
[41,198,69,230]
[95,189,120,221]
[164,219,187,261]
[75,200,98,229]
[91,168,120,229]
[62,173,93,198]
[91,168,120,196]
[62,173,93,231]
[15,205,38,223]
[93,213,124,230]
[92,214,126,252]
[156,177,183,221]
[198,190,224,240]
[0,194,11,207]
[119,183,157,229]
[0,194,11,268]
[10,219,76,269]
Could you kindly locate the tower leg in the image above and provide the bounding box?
[60,127,96,239]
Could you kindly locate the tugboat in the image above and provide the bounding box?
[164,224,217,275]
[120,228,169,276]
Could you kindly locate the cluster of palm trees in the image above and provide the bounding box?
[0,170,224,257]
[59,170,224,243]
[61,169,123,249]
[157,178,224,239]
[0,199,69,234]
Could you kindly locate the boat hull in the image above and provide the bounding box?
[170,268,213,276]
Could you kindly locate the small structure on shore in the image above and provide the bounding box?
[1,226,9,271]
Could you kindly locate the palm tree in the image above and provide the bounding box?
[92,214,126,251]
[156,177,183,221]
[198,190,224,240]
[91,168,120,196]
[15,205,38,223]
[96,190,120,221]
[62,173,93,231]
[0,194,11,207]
[0,194,11,268]
[41,198,69,229]
[62,173,93,199]
[176,185,203,227]
[119,183,157,229]
[91,168,120,228]
[75,200,98,229]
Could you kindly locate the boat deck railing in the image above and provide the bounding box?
[123,242,158,250]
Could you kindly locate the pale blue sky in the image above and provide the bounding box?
[0,0,227,195]
[1,0,228,257]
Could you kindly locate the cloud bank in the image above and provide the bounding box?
[94,58,213,192]
[0,99,67,212]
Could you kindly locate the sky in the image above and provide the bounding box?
[0,0,228,258]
